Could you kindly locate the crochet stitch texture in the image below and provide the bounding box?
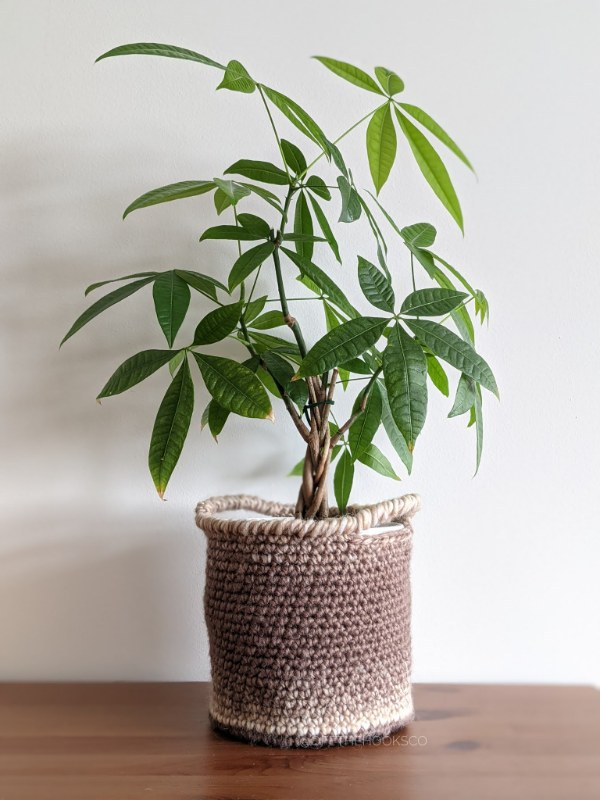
[196,494,420,747]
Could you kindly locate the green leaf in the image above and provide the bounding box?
[282,233,325,243]
[426,354,449,397]
[400,222,437,248]
[383,323,428,451]
[225,159,289,185]
[207,400,230,441]
[334,450,354,511]
[366,104,397,194]
[96,42,225,69]
[98,349,177,399]
[237,212,271,238]
[123,180,216,218]
[306,175,331,200]
[297,317,388,377]
[249,310,285,330]
[248,331,301,360]
[175,270,227,301]
[261,351,294,386]
[337,176,362,223]
[349,382,382,459]
[405,318,498,396]
[281,247,358,319]
[357,443,400,480]
[193,353,273,419]
[148,358,194,499]
[281,139,307,175]
[323,300,341,332]
[293,192,314,260]
[239,182,284,213]
[374,66,404,95]
[61,277,154,346]
[261,86,331,154]
[401,288,467,317]
[228,242,275,292]
[399,103,473,171]
[153,271,191,347]
[212,178,251,203]
[193,301,243,346]
[168,350,185,377]
[213,188,232,215]
[340,357,372,375]
[313,56,384,95]
[85,272,157,296]
[308,195,341,263]
[473,385,483,474]
[430,252,476,296]
[448,373,477,418]
[358,256,395,312]
[429,265,475,342]
[395,110,463,231]
[243,295,267,324]
[379,383,413,473]
[217,59,255,93]
[200,225,263,242]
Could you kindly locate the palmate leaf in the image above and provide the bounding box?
[152,271,191,347]
[61,277,154,346]
[401,222,436,248]
[261,86,331,155]
[358,257,395,312]
[98,349,177,399]
[123,181,216,218]
[395,109,464,232]
[426,354,449,397]
[357,443,400,480]
[213,188,232,215]
[405,318,498,397]
[297,317,388,377]
[281,247,358,319]
[349,382,382,459]
[382,323,428,452]
[225,159,289,185]
[281,139,307,175]
[399,103,474,171]
[192,353,273,419]
[374,67,404,95]
[148,358,194,499]
[366,104,397,194]
[449,373,477,418]
[337,176,362,223]
[293,192,314,260]
[193,301,243,346]
[379,382,413,474]
[334,449,354,512]
[313,56,383,95]
[212,178,251,204]
[237,213,271,238]
[200,225,263,242]
[85,272,157,296]
[217,59,255,93]
[400,288,467,317]
[308,195,341,263]
[175,270,227,301]
[228,242,275,292]
[96,42,225,70]
[306,175,331,200]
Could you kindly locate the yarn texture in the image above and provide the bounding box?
[196,493,420,748]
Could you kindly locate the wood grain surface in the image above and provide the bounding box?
[0,682,598,800]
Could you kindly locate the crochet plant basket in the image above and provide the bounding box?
[196,493,421,748]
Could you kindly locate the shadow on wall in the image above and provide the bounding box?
[0,508,207,680]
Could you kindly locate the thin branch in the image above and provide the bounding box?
[331,367,382,447]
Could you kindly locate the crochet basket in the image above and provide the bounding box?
[196,493,420,748]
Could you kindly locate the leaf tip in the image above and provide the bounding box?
[266,409,275,423]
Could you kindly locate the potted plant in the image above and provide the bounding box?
[63,43,497,747]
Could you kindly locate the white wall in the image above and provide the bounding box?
[1,0,598,684]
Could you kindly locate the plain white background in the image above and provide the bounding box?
[1,0,598,684]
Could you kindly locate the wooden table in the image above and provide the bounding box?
[0,683,598,799]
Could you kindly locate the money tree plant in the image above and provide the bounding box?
[63,43,498,519]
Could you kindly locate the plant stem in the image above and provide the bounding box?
[257,84,291,180]
[302,107,378,176]
[331,367,382,447]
